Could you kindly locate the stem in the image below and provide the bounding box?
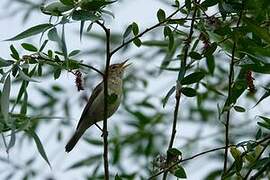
[148,135,270,180]
[223,11,242,174]
[96,21,111,180]
[110,5,186,56]
[30,53,104,75]
[162,1,199,179]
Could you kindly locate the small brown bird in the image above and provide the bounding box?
[65,60,130,152]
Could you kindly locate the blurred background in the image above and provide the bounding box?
[0,0,269,179]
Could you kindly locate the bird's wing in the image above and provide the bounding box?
[76,81,103,130]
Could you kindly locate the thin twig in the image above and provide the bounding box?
[96,20,111,180]
[29,53,104,75]
[223,11,243,173]
[110,5,186,56]
[162,1,199,179]
[148,135,270,180]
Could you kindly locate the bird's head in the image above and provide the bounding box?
[108,59,131,78]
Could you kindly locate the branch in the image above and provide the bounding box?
[28,53,104,76]
[110,5,185,56]
[148,135,270,180]
[96,21,111,180]
[162,1,199,179]
[223,10,243,173]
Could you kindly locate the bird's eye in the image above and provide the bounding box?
[112,66,116,69]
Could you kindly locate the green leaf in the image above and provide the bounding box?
[7,129,16,153]
[43,2,73,15]
[257,122,270,130]
[233,105,246,112]
[203,42,217,57]
[27,129,51,168]
[258,116,270,124]
[123,24,132,39]
[133,38,142,47]
[253,88,270,107]
[168,148,182,156]
[218,2,226,20]
[10,45,19,60]
[132,22,139,36]
[80,21,85,41]
[206,55,215,75]
[141,40,168,47]
[1,75,10,124]
[6,24,53,41]
[60,0,75,6]
[39,40,49,52]
[80,0,117,11]
[185,0,191,11]
[72,10,101,21]
[20,92,28,114]
[201,0,220,8]
[18,69,39,82]
[61,24,68,60]
[101,9,115,18]
[48,27,60,42]
[223,69,247,109]
[21,43,38,52]
[163,86,176,108]
[182,87,197,97]
[115,174,122,180]
[0,58,14,67]
[163,27,174,50]
[69,50,81,57]
[157,9,166,22]
[54,68,62,80]
[38,64,43,76]
[174,165,187,178]
[230,147,243,172]
[244,17,270,44]
[181,72,205,85]
[189,51,202,60]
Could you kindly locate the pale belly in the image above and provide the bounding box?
[87,89,122,122]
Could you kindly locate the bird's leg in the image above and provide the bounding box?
[94,123,108,137]
[101,130,108,137]
[94,123,103,132]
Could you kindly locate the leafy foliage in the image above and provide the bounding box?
[0,0,270,179]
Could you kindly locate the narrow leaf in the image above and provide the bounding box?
[1,75,11,123]
[132,22,139,36]
[6,24,53,41]
[181,72,205,85]
[253,88,270,107]
[174,165,187,178]
[21,43,38,52]
[182,87,197,97]
[10,45,19,60]
[157,9,166,22]
[163,86,176,108]
[19,69,39,82]
[233,105,246,112]
[27,129,51,168]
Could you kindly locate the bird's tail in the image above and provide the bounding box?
[65,130,84,153]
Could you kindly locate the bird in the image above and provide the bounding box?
[65,60,130,152]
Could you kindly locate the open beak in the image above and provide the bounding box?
[121,59,132,69]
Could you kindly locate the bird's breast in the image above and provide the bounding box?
[87,87,122,122]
